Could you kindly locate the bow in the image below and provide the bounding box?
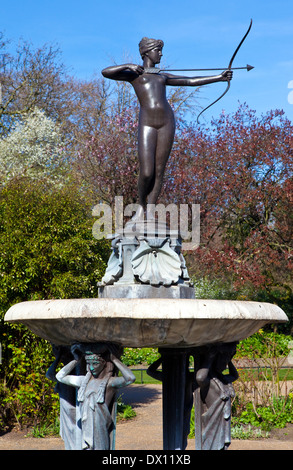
[196,19,253,124]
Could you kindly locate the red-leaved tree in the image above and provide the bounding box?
[162,105,292,306]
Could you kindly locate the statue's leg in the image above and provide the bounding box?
[137,125,157,208]
[147,123,175,205]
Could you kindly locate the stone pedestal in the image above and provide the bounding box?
[99,283,195,299]
[100,219,191,288]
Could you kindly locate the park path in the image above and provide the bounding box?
[116,384,293,451]
[0,383,293,450]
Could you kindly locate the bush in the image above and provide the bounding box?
[116,396,137,421]
[192,276,292,334]
[2,347,59,428]
[0,177,110,429]
[235,331,291,359]
[232,396,293,432]
[121,348,160,366]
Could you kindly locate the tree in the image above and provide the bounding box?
[0,177,110,428]
[0,177,109,312]
[0,33,72,137]
[0,107,68,181]
[75,106,140,205]
[160,105,293,327]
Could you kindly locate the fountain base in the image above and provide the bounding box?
[4,288,288,450]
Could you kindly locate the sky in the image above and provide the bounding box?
[1,0,293,124]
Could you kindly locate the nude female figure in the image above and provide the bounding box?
[102,37,232,219]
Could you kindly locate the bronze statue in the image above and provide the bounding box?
[102,37,233,219]
[46,345,77,450]
[194,342,239,450]
[55,342,135,450]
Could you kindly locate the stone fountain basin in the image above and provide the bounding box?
[4,298,288,348]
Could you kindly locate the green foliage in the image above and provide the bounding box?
[0,177,110,428]
[231,424,269,440]
[0,331,59,428]
[116,397,137,421]
[192,276,240,300]
[235,331,291,359]
[0,177,110,309]
[192,276,292,333]
[232,396,293,431]
[121,348,160,366]
[257,287,293,335]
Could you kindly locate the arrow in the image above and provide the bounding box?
[144,64,254,74]
[160,64,254,72]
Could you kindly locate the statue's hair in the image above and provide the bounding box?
[139,37,164,58]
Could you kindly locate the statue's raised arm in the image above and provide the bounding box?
[102,63,144,82]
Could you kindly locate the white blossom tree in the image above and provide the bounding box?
[0,107,68,181]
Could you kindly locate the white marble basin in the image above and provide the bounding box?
[4,298,288,348]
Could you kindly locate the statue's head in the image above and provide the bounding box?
[71,342,122,377]
[214,342,238,372]
[85,351,108,377]
[139,37,164,62]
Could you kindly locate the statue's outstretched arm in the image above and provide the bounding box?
[164,70,232,87]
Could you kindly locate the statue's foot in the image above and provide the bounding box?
[131,205,145,222]
[145,209,156,221]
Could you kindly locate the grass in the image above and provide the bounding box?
[238,368,293,381]
[130,367,293,384]
[28,418,60,438]
[131,369,162,384]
